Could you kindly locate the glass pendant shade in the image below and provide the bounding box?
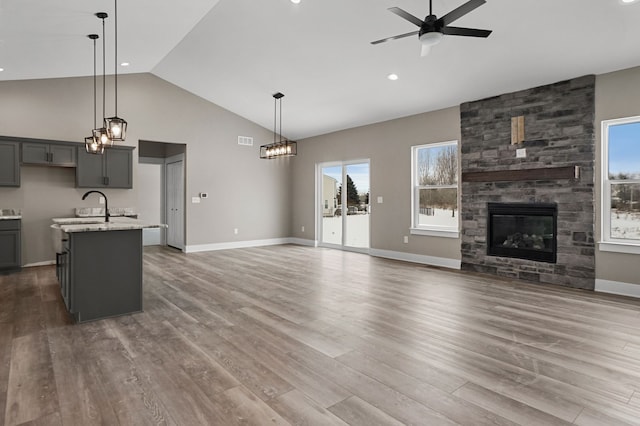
[85,136,104,154]
[93,127,112,146]
[105,116,127,141]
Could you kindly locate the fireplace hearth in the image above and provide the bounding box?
[487,203,557,263]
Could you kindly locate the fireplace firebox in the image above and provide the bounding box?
[487,203,557,263]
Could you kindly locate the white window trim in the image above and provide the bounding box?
[410,140,459,239]
[599,115,640,254]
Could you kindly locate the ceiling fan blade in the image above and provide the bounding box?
[442,26,492,38]
[437,0,486,27]
[371,30,419,45]
[388,7,424,27]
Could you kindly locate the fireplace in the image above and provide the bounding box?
[487,203,557,263]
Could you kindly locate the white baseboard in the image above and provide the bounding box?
[288,238,317,247]
[23,260,56,268]
[185,238,292,253]
[595,279,640,298]
[370,248,461,270]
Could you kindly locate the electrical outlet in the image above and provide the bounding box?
[377,196,383,204]
[404,236,409,244]
[301,226,305,232]
[191,197,201,204]
[516,148,527,158]
[234,228,238,235]
[99,196,105,205]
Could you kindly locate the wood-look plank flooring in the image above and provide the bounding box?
[2,245,640,425]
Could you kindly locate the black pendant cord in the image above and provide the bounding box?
[114,0,118,117]
[279,97,282,143]
[429,0,433,15]
[273,97,277,144]
[102,16,106,126]
[93,36,97,129]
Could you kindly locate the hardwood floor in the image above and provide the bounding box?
[2,244,640,425]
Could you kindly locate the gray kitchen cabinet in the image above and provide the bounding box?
[0,220,21,272]
[59,229,142,322]
[0,141,20,187]
[76,146,134,189]
[22,141,77,167]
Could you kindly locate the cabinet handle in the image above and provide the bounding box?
[50,152,54,162]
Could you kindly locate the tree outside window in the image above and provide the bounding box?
[603,118,640,243]
[411,141,459,235]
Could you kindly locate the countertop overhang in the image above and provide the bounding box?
[51,217,166,233]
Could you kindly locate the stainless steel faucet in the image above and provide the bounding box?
[81,190,109,222]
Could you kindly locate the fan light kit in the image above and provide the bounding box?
[372,0,491,56]
[387,73,399,81]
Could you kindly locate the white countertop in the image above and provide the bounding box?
[0,209,21,220]
[51,217,166,233]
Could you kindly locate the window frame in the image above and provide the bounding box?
[600,115,640,254]
[410,140,460,239]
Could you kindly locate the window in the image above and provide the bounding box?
[602,116,640,252]
[411,141,459,237]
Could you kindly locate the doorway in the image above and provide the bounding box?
[138,141,186,251]
[318,160,370,252]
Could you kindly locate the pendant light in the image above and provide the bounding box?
[259,92,297,159]
[93,12,112,147]
[105,0,127,142]
[85,34,104,155]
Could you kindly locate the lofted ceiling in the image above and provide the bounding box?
[2,0,640,140]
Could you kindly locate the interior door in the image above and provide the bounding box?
[318,161,370,251]
[166,156,184,250]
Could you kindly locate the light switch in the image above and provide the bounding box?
[377,196,383,204]
[516,148,527,158]
[192,197,201,204]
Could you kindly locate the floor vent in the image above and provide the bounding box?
[238,136,253,146]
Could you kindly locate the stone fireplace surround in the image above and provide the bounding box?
[460,75,595,290]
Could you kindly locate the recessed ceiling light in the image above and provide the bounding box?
[291,0,300,4]
[0,68,4,72]
[621,0,639,4]
[120,62,130,67]
[387,73,399,81]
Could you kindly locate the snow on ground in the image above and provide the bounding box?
[611,210,640,240]
[419,208,457,228]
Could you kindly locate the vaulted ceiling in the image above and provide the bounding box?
[2,0,640,140]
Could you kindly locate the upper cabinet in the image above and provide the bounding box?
[0,141,20,187]
[22,142,77,167]
[76,146,134,189]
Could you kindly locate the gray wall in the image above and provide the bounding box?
[595,66,640,286]
[291,106,461,261]
[0,73,291,265]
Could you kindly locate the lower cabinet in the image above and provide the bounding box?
[0,220,21,272]
[59,229,142,322]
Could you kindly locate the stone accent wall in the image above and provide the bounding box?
[460,75,595,290]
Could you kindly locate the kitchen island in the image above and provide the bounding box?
[52,217,165,323]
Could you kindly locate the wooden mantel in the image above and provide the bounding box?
[462,166,580,183]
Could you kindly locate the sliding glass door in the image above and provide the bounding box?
[318,161,370,251]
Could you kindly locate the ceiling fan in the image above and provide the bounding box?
[371,0,492,56]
